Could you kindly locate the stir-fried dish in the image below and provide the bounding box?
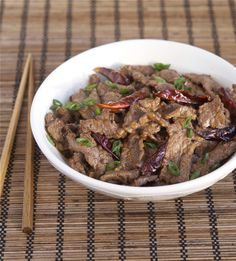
[45,64,236,186]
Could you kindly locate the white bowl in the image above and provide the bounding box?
[31,39,236,201]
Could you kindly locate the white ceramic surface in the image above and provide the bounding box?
[31,39,236,201]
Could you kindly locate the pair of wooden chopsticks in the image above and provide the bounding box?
[0,54,34,234]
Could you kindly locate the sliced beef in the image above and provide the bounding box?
[123,98,161,134]
[100,169,139,185]
[159,69,179,83]
[70,89,87,103]
[55,107,73,123]
[159,120,198,184]
[79,109,127,139]
[66,132,113,177]
[79,89,101,120]
[192,141,236,175]
[68,152,87,174]
[150,82,175,92]
[141,122,161,140]
[102,91,122,103]
[198,95,230,128]
[132,175,159,186]
[185,73,221,98]
[89,73,100,84]
[162,104,197,120]
[121,65,155,76]
[120,134,145,170]
[46,116,66,143]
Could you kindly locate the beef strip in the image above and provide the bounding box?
[184,73,221,98]
[66,132,113,177]
[132,175,159,186]
[55,107,73,123]
[100,169,139,185]
[162,104,197,120]
[198,95,230,128]
[120,134,145,170]
[192,141,236,175]
[102,91,122,103]
[79,89,101,120]
[159,120,199,184]
[79,109,127,139]
[121,65,155,76]
[70,89,87,103]
[141,122,161,140]
[68,152,87,174]
[159,69,179,83]
[123,98,161,134]
[89,73,100,84]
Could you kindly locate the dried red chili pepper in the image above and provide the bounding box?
[219,87,236,122]
[140,143,166,176]
[97,90,147,110]
[154,89,211,105]
[197,125,236,142]
[95,67,131,85]
[91,132,120,160]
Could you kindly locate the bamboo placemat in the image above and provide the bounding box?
[0,0,236,260]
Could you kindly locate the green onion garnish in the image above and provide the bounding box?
[186,128,193,138]
[154,76,166,84]
[153,63,170,71]
[182,116,192,129]
[50,99,62,111]
[105,80,118,89]
[119,88,133,96]
[201,152,209,164]
[46,133,55,146]
[190,170,201,180]
[95,106,102,115]
[174,76,186,90]
[64,101,82,110]
[112,140,122,157]
[167,160,180,176]
[106,161,121,171]
[76,137,95,147]
[85,83,97,92]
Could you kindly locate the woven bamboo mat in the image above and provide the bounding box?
[0,0,236,260]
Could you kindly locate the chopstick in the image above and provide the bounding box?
[22,57,34,234]
[0,54,32,197]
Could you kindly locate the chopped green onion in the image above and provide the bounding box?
[82,97,97,107]
[105,80,118,89]
[50,99,62,111]
[76,137,95,147]
[182,116,192,129]
[144,141,158,149]
[201,152,209,164]
[46,133,55,146]
[119,88,133,96]
[190,170,201,180]
[64,101,82,110]
[106,161,120,171]
[167,160,180,176]
[153,63,170,71]
[95,106,102,115]
[184,86,192,91]
[174,76,186,90]
[154,76,166,84]
[112,140,122,157]
[186,128,194,138]
[65,97,97,111]
[85,83,97,92]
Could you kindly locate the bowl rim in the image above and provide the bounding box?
[31,39,236,197]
